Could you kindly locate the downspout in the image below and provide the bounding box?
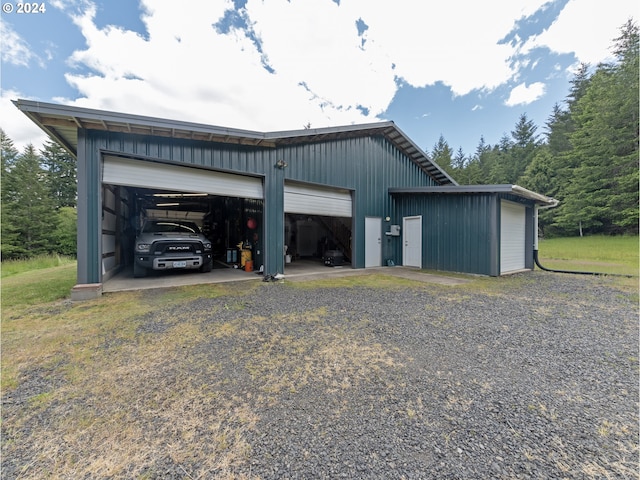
[533,204,635,278]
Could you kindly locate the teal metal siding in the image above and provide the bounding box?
[76,129,102,283]
[393,193,499,275]
[80,130,437,282]
[281,136,437,268]
[393,191,538,276]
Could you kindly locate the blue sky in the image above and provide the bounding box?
[1,0,637,158]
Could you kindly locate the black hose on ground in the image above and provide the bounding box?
[534,250,636,278]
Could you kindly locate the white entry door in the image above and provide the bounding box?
[403,216,422,268]
[365,217,382,267]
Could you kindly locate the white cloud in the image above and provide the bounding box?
[0,20,43,67]
[59,0,378,131]
[5,0,637,152]
[0,90,50,151]
[505,82,546,106]
[345,0,548,97]
[55,0,554,132]
[522,0,638,65]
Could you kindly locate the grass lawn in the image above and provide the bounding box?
[1,254,76,278]
[537,235,639,276]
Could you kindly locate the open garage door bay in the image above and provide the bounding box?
[283,182,353,266]
[100,155,264,282]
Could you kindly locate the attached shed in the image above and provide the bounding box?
[14,100,556,299]
[389,185,558,276]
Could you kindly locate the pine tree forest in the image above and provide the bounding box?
[0,21,637,259]
[1,131,77,260]
[433,20,638,237]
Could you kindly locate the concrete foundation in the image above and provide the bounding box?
[71,283,103,301]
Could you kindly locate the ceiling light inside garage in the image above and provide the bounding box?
[152,193,208,198]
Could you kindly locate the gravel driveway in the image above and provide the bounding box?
[170,272,638,479]
[3,271,638,479]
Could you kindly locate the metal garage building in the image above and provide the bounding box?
[14,100,557,299]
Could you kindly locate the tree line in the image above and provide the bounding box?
[431,19,638,237]
[1,21,637,260]
[1,132,77,260]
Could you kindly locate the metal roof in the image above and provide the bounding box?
[389,184,559,207]
[13,99,456,186]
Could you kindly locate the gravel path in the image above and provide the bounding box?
[3,271,638,479]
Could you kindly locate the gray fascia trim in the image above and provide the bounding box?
[13,99,268,141]
[389,184,558,207]
[511,185,559,207]
[265,121,397,139]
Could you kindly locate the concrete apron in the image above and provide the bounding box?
[91,261,468,298]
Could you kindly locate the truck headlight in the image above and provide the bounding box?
[137,243,151,252]
[203,242,212,250]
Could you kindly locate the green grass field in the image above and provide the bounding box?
[1,255,77,309]
[537,235,639,276]
[1,254,76,278]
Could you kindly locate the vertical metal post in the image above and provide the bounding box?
[534,204,539,251]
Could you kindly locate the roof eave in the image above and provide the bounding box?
[12,99,275,152]
[13,99,457,186]
[389,184,559,207]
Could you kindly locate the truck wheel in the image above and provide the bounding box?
[133,263,148,278]
[200,261,212,273]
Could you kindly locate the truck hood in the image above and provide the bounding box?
[136,232,206,243]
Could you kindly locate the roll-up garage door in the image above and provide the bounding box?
[102,155,263,199]
[284,182,352,218]
[500,200,526,274]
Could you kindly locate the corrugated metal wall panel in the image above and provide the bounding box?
[81,130,441,280]
[277,135,437,267]
[393,193,497,275]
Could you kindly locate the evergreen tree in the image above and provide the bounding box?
[52,206,77,256]
[2,144,59,258]
[567,62,591,107]
[519,146,559,235]
[461,136,490,184]
[555,20,639,234]
[41,140,77,208]
[1,130,21,258]
[1,128,19,172]
[475,136,494,183]
[511,113,539,183]
[544,103,572,155]
[430,134,455,177]
[452,147,467,182]
[487,134,513,183]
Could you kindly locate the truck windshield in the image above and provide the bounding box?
[143,221,200,234]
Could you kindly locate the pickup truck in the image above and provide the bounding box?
[133,219,212,278]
